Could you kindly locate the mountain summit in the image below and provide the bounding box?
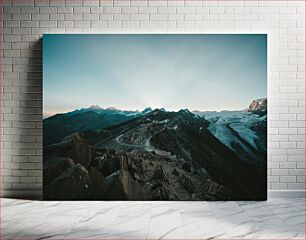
[248,98,267,113]
[89,105,103,110]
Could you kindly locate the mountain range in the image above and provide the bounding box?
[43,106,153,145]
[43,98,267,200]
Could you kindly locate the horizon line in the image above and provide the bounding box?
[43,99,267,119]
[44,97,267,117]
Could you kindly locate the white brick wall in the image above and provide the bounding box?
[1,0,305,198]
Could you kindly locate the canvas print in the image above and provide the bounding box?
[43,34,267,200]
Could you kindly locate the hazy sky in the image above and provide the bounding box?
[43,34,267,114]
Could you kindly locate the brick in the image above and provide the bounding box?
[57,7,73,14]
[65,0,82,7]
[121,20,139,28]
[218,1,244,6]
[279,142,296,149]
[158,21,176,28]
[280,162,296,169]
[103,7,121,14]
[296,176,305,183]
[288,155,304,161]
[148,0,167,7]
[219,14,244,20]
[158,7,176,14]
[168,0,184,7]
[268,176,279,183]
[49,0,65,6]
[210,21,234,28]
[21,21,39,28]
[177,7,196,14]
[280,176,296,183]
[12,28,31,35]
[3,176,20,183]
[4,21,20,28]
[210,7,225,13]
[99,14,113,20]
[202,14,218,20]
[279,128,297,135]
[297,162,305,169]
[269,148,287,154]
[83,13,99,20]
[21,7,39,14]
[99,0,113,6]
[50,14,65,20]
[32,13,49,20]
[251,20,279,28]
[131,0,147,7]
[121,7,138,14]
[39,21,57,28]
[195,7,209,14]
[3,35,21,43]
[3,50,19,59]
[20,177,37,183]
[31,27,49,35]
[235,21,251,29]
[74,21,90,28]
[287,149,305,155]
[169,14,184,21]
[288,42,305,50]
[185,0,202,7]
[90,21,107,28]
[177,21,194,28]
[268,162,279,169]
[280,50,297,57]
[74,7,90,14]
[114,14,130,21]
[288,183,305,189]
[234,7,251,13]
[65,14,83,20]
[35,0,49,6]
[140,20,157,28]
[12,170,28,177]
[289,121,305,128]
[83,0,99,6]
[12,14,31,20]
[90,6,104,13]
[12,0,34,7]
[185,14,202,21]
[130,14,149,21]
[271,183,288,189]
[3,6,21,14]
[28,170,42,177]
[107,21,121,28]
[251,6,279,14]
[289,169,304,176]
[112,0,129,6]
[279,114,297,121]
[139,7,157,14]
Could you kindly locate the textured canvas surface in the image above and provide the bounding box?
[43,34,267,200]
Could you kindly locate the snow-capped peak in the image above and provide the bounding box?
[248,98,267,112]
[89,105,103,110]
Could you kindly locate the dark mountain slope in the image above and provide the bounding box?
[43,111,134,146]
[150,120,266,199]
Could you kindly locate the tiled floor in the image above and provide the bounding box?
[1,198,305,239]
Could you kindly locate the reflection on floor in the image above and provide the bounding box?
[2,197,304,239]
